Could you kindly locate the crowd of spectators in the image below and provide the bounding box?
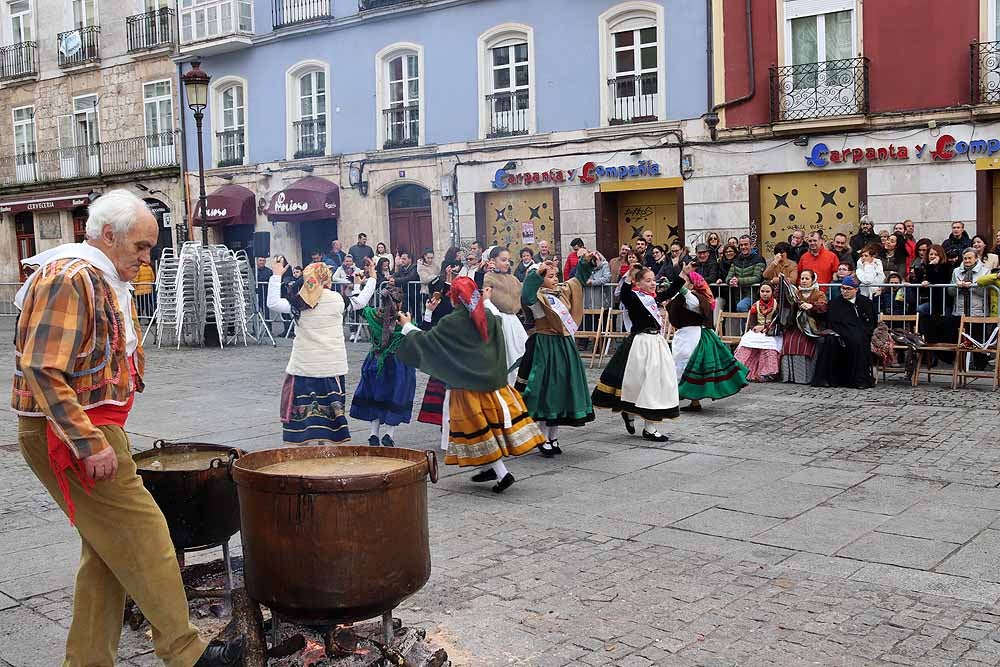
[258,218,1000,385]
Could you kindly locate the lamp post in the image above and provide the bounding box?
[182,60,211,246]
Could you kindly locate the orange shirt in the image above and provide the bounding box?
[798,247,840,285]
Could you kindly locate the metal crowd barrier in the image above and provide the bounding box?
[0,281,159,326]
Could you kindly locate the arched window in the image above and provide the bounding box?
[285,60,330,159]
[477,23,535,139]
[210,76,248,167]
[599,2,665,126]
[375,43,424,149]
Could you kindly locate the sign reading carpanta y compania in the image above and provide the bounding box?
[806,135,1000,168]
[491,160,661,189]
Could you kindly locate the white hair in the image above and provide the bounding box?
[85,189,151,241]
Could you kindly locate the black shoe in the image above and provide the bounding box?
[538,442,556,458]
[680,403,703,413]
[621,412,636,435]
[471,468,498,483]
[642,429,669,443]
[195,637,245,666]
[491,473,516,493]
[550,440,563,455]
[368,435,379,446]
[381,434,395,447]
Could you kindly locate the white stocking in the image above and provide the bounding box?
[547,424,559,442]
[491,460,510,479]
[643,419,661,435]
[383,425,396,439]
[369,420,381,438]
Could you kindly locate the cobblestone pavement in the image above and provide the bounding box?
[2,324,1000,666]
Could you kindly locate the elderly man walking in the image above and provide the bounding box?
[12,190,243,666]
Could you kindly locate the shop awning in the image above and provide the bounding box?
[0,191,92,215]
[265,176,339,223]
[196,184,257,227]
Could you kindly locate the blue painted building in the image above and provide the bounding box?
[178,0,709,264]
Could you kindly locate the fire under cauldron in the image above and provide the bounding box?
[231,445,439,631]
[134,440,245,552]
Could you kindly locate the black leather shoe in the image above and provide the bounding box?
[642,429,669,443]
[550,440,563,455]
[492,473,516,493]
[621,412,636,435]
[195,637,245,666]
[471,468,498,483]
[381,434,395,447]
[538,442,556,458]
[368,435,379,446]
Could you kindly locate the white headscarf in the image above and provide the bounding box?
[15,242,137,355]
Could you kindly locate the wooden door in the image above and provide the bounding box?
[389,208,432,256]
[14,212,35,282]
[616,188,681,250]
[756,170,860,257]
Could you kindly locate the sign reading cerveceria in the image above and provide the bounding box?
[806,134,1000,168]
[491,160,661,189]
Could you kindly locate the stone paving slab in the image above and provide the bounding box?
[837,532,959,570]
[936,530,1000,583]
[754,506,891,555]
[878,502,1000,544]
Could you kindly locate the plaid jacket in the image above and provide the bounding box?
[12,258,145,458]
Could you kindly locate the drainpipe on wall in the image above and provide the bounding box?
[704,0,755,141]
[177,61,190,247]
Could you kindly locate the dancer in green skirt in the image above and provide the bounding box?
[516,251,596,456]
[669,266,749,411]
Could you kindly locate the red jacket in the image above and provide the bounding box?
[563,252,580,279]
[798,247,840,285]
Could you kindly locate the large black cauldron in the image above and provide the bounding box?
[134,440,244,551]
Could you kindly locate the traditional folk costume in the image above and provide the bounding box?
[268,263,376,444]
[670,272,749,405]
[349,287,416,446]
[780,279,828,384]
[517,258,596,456]
[592,276,680,441]
[12,244,212,666]
[398,278,545,493]
[483,269,529,385]
[416,276,454,426]
[734,293,783,382]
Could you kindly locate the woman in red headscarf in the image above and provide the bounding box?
[668,265,749,411]
[397,277,545,493]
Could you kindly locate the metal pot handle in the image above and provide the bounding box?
[425,450,439,484]
[224,449,240,477]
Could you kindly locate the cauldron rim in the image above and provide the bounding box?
[232,444,437,494]
[133,441,246,477]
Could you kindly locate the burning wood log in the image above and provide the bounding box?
[230,588,266,667]
[268,634,306,659]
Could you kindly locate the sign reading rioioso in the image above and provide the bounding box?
[806,134,1000,168]
[491,160,661,189]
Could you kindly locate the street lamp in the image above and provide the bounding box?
[182,60,211,246]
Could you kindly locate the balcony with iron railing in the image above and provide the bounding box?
[769,57,869,123]
[57,26,101,68]
[0,42,38,80]
[293,118,326,158]
[216,128,246,167]
[359,0,410,10]
[273,0,332,28]
[486,90,530,138]
[607,73,659,125]
[0,131,180,188]
[971,41,1000,105]
[382,104,419,149]
[126,8,175,52]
